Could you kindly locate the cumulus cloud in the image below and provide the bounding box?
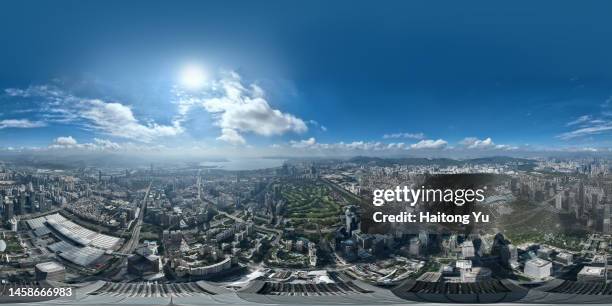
[49,136,122,151]
[460,137,495,149]
[5,85,183,142]
[383,132,425,139]
[290,137,317,148]
[459,137,517,150]
[175,71,307,144]
[0,119,46,129]
[286,138,450,152]
[285,139,396,151]
[216,128,246,145]
[278,137,523,153]
[387,142,406,149]
[80,99,183,142]
[493,144,519,150]
[53,136,78,147]
[410,139,448,150]
[92,138,122,150]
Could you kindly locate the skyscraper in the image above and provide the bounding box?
[3,199,14,223]
[345,206,359,236]
[603,204,611,234]
[17,193,26,215]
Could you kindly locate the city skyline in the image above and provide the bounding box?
[2,1,612,157]
[3,2,612,305]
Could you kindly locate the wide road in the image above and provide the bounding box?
[100,182,151,278]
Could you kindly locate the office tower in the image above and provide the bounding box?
[555,193,563,210]
[17,193,26,215]
[604,204,611,234]
[345,205,359,236]
[461,241,475,258]
[3,200,13,222]
[524,258,552,279]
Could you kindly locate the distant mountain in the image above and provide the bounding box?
[347,156,535,167]
[466,156,534,164]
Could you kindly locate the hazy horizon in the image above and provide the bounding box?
[2,1,612,158]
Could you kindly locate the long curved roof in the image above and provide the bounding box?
[4,279,612,305]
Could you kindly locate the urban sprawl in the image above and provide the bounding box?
[0,156,610,304]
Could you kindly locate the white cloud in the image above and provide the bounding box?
[290,137,317,148]
[460,137,495,149]
[387,142,406,149]
[286,138,449,152]
[0,119,46,129]
[558,123,612,140]
[4,85,183,142]
[566,115,592,126]
[308,120,328,132]
[459,137,517,150]
[216,128,246,145]
[80,99,183,142]
[53,136,78,147]
[494,144,519,150]
[92,138,122,150]
[279,137,522,153]
[383,132,425,139]
[49,136,123,151]
[559,103,612,140]
[175,71,307,144]
[284,139,397,152]
[410,139,448,150]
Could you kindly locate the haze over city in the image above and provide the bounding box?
[1,2,612,306]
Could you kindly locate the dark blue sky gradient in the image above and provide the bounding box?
[1,0,612,149]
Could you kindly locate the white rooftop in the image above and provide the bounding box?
[578,266,605,276]
[526,258,551,267]
[35,261,65,273]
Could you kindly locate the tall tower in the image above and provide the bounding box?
[17,193,26,215]
[3,200,14,223]
[345,205,359,236]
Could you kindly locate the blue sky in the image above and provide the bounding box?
[1,1,612,156]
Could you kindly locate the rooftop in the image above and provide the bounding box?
[526,258,551,267]
[35,261,65,273]
[578,266,606,276]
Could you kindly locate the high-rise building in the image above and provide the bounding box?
[35,262,66,282]
[345,205,359,236]
[524,258,552,279]
[17,193,26,215]
[9,217,18,232]
[555,193,563,210]
[38,193,47,212]
[604,204,611,234]
[461,241,475,258]
[3,200,13,222]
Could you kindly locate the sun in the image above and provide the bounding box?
[180,65,207,90]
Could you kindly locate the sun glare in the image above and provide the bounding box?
[180,65,207,90]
